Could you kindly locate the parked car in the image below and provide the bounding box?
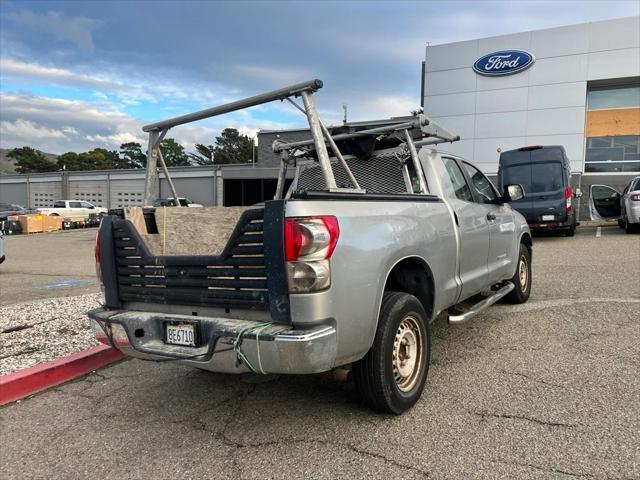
[498,145,578,236]
[0,203,29,221]
[37,200,108,218]
[0,230,5,264]
[589,176,640,233]
[152,197,203,207]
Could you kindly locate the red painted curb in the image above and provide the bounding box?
[0,344,124,406]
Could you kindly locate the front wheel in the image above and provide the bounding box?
[503,243,532,304]
[353,292,430,415]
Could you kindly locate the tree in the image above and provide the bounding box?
[119,142,146,169]
[190,128,254,165]
[159,138,189,167]
[57,148,120,171]
[7,147,57,173]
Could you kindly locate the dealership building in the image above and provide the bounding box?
[422,16,640,216]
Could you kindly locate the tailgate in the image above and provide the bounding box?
[98,200,290,323]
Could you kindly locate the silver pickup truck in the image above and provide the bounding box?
[89,80,532,414]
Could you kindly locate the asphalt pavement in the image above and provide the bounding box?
[0,229,99,306]
[1,224,639,479]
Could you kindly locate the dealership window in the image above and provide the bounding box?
[585,83,640,173]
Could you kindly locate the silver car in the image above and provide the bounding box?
[589,176,640,233]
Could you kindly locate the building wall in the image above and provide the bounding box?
[0,165,283,209]
[424,16,640,175]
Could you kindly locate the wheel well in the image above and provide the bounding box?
[520,232,532,252]
[384,257,435,321]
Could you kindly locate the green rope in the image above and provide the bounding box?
[233,322,273,374]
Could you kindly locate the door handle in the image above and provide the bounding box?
[486,213,496,222]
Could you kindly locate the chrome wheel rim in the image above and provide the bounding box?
[518,255,528,290]
[392,316,424,392]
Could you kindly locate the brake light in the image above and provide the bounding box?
[565,187,572,212]
[284,217,339,261]
[284,216,339,293]
[631,194,640,201]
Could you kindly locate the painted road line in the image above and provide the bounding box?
[596,227,601,237]
[0,344,124,406]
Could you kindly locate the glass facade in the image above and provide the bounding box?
[587,84,640,110]
[586,83,640,173]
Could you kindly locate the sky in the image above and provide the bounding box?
[0,0,638,155]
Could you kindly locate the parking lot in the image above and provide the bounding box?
[1,225,639,479]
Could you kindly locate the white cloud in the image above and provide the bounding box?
[0,58,124,92]
[8,10,96,51]
[0,92,298,154]
[0,119,69,140]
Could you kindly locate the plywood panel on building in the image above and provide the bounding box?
[586,108,640,137]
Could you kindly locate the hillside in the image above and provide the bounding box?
[0,148,58,174]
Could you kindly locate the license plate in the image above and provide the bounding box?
[166,323,196,346]
[542,215,555,221]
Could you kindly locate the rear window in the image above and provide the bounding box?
[54,201,66,208]
[531,163,564,193]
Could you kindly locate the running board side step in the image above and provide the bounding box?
[448,282,515,324]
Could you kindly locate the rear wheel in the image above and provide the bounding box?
[503,243,532,304]
[353,292,430,414]
[626,220,638,234]
[565,226,575,237]
[618,218,625,229]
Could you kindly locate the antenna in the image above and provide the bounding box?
[342,104,348,125]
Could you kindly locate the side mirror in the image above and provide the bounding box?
[504,184,525,202]
[574,188,582,198]
[89,205,95,209]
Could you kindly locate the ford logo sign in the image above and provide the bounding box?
[473,50,535,76]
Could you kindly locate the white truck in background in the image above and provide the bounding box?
[37,200,108,218]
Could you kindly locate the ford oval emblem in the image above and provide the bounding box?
[473,50,535,76]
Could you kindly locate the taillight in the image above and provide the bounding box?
[630,194,640,201]
[284,216,339,293]
[565,187,572,212]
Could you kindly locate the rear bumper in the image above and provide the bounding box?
[88,308,337,375]
[627,205,640,224]
[528,220,574,230]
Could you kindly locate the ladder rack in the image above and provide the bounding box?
[140,79,460,204]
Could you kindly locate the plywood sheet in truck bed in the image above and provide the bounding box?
[125,207,252,256]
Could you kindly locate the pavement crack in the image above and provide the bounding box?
[345,443,431,478]
[500,369,566,389]
[490,458,594,478]
[472,410,578,428]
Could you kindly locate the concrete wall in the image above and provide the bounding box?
[424,16,640,175]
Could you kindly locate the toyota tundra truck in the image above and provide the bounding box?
[89,80,532,414]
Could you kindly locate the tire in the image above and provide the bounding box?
[618,218,625,229]
[503,243,532,304]
[565,226,575,237]
[626,221,638,234]
[352,292,430,415]
[0,255,5,265]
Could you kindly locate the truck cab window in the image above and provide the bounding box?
[54,201,66,208]
[463,162,497,204]
[443,157,473,202]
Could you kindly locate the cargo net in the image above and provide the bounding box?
[294,149,411,194]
